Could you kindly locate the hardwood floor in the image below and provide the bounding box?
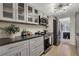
[43,39,77,56]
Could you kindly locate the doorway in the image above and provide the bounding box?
[53,19,60,46]
[59,17,70,44]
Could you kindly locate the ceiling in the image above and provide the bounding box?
[29,3,79,18]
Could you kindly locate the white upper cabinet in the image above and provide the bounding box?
[33,9,39,24]
[33,15,39,24]
[18,3,25,21]
[27,4,39,24]
[34,9,38,15]
[0,3,45,25]
[0,3,16,21]
[28,6,33,15]
[15,3,27,23]
[27,5,34,23]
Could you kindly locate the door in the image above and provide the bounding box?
[53,20,58,45]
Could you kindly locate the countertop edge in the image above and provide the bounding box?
[0,35,43,46]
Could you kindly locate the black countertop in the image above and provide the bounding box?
[0,35,42,46]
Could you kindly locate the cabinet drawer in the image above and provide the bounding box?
[30,42,44,51]
[0,40,27,55]
[30,37,43,45]
[30,38,39,44]
[30,40,43,45]
[30,45,44,56]
[30,37,43,43]
[30,37,44,50]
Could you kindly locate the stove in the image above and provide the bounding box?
[43,34,51,53]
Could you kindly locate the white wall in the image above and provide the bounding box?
[47,16,54,33]
[59,14,76,45]
[0,22,46,38]
[59,17,70,40]
[59,17,70,32]
[70,14,76,45]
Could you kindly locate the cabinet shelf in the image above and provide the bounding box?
[3,10,13,13]
[18,6,24,10]
[18,14,24,16]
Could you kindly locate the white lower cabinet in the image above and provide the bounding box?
[30,45,44,56]
[0,36,44,56]
[29,36,44,56]
[2,49,21,56]
[0,40,29,56]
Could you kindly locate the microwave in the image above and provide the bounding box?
[39,16,48,25]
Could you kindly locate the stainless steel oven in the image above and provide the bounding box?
[43,34,51,53]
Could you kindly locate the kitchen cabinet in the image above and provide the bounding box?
[33,9,39,24]
[28,6,33,15]
[27,4,39,24]
[15,3,27,23]
[0,3,46,25]
[34,9,38,15]
[0,40,29,56]
[0,3,16,21]
[0,3,27,23]
[29,36,44,56]
[27,5,33,23]
[18,3,25,20]
[33,15,39,24]
[27,15,34,23]
[0,36,44,56]
[2,49,21,56]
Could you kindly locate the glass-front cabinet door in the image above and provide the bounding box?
[33,15,39,24]
[34,9,38,15]
[27,15,33,23]
[15,3,26,22]
[3,3,13,18]
[1,3,15,21]
[18,3,24,21]
[28,6,33,15]
[27,5,34,23]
